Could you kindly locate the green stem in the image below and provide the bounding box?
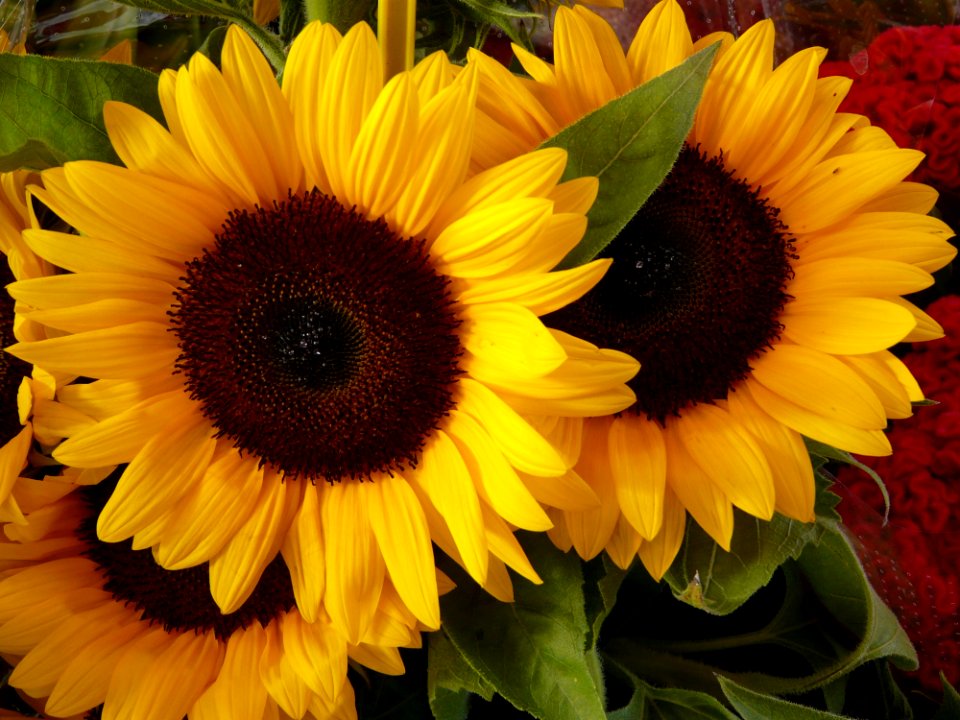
[304,0,375,32]
[232,15,287,72]
[378,0,415,80]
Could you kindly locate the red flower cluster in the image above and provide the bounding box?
[835,295,960,692]
[820,25,960,200]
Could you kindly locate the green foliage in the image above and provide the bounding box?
[663,474,837,616]
[718,677,856,719]
[932,675,960,720]
[607,668,738,720]
[438,533,606,720]
[0,54,164,171]
[108,0,286,70]
[428,632,494,720]
[806,438,890,522]
[541,43,718,270]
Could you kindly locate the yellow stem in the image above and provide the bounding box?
[378,0,416,81]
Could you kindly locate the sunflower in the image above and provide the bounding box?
[0,479,429,720]
[0,171,61,524]
[7,22,639,639]
[467,1,957,578]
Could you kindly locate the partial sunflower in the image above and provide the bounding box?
[467,0,957,578]
[0,171,61,524]
[0,479,427,720]
[8,22,638,641]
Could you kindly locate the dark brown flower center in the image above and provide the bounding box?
[170,190,463,481]
[0,258,29,446]
[547,145,795,423]
[77,480,293,639]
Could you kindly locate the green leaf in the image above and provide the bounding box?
[427,631,494,720]
[663,510,825,616]
[806,438,890,522]
[932,674,960,720]
[796,529,916,674]
[0,54,164,171]
[584,555,626,651]
[109,0,286,71]
[197,25,229,66]
[718,676,855,719]
[542,42,718,270]
[602,522,916,703]
[440,533,606,720]
[606,666,738,720]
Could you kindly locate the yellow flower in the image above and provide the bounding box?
[8,22,638,640]
[467,1,957,578]
[0,482,423,720]
[0,171,60,524]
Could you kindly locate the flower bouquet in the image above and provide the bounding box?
[0,0,956,718]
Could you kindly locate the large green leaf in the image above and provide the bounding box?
[0,54,164,171]
[439,533,606,720]
[718,676,855,719]
[541,42,718,270]
[662,475,837,616]
[606,666,738,720]
[428,631,494,720]
[603,524,916,702]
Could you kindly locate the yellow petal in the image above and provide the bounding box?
[317,23,383,201]
[626,0,693,85]
[781,297,915,354]
[788,258,932,298]
[604,515,641,571]
[259,621,311,719]
[97,411,215,542]
[663,427,734,550]
[192,624,269,720]
[8,322,179,380]
[210,475,302,614]
[411,429,488,584]
[750,344,886,429]
[432,199,553,279]
[281,483,325,623]
[282,21,342,192]
[279,611,347,704]
[447,410,551,531]
[462,302,567,382]
[609,416,666,540]
[778,149,923,233]
[347,72,417,218]
[726,387,815,522]
[390,70,476,236]
[457,378,567,476]
[745,379,891,456]
[564,417,620,559]
[220,25,302,196]
[54,389,194,467]
[637,487,686,580]
[153,449,264,570]
[366,472,440,630]
[674,403,775,520]
[457,260,609,316]
[321,481,385,644]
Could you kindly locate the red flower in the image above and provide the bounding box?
[820,26,960,200]
[835,296,960,692]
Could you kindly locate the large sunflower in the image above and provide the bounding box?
[0,480,423,720]
[467,1,957,578]
[0,171,59,524]
[7,22,639,639]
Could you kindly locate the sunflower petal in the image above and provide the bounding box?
[366,472,440,630]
